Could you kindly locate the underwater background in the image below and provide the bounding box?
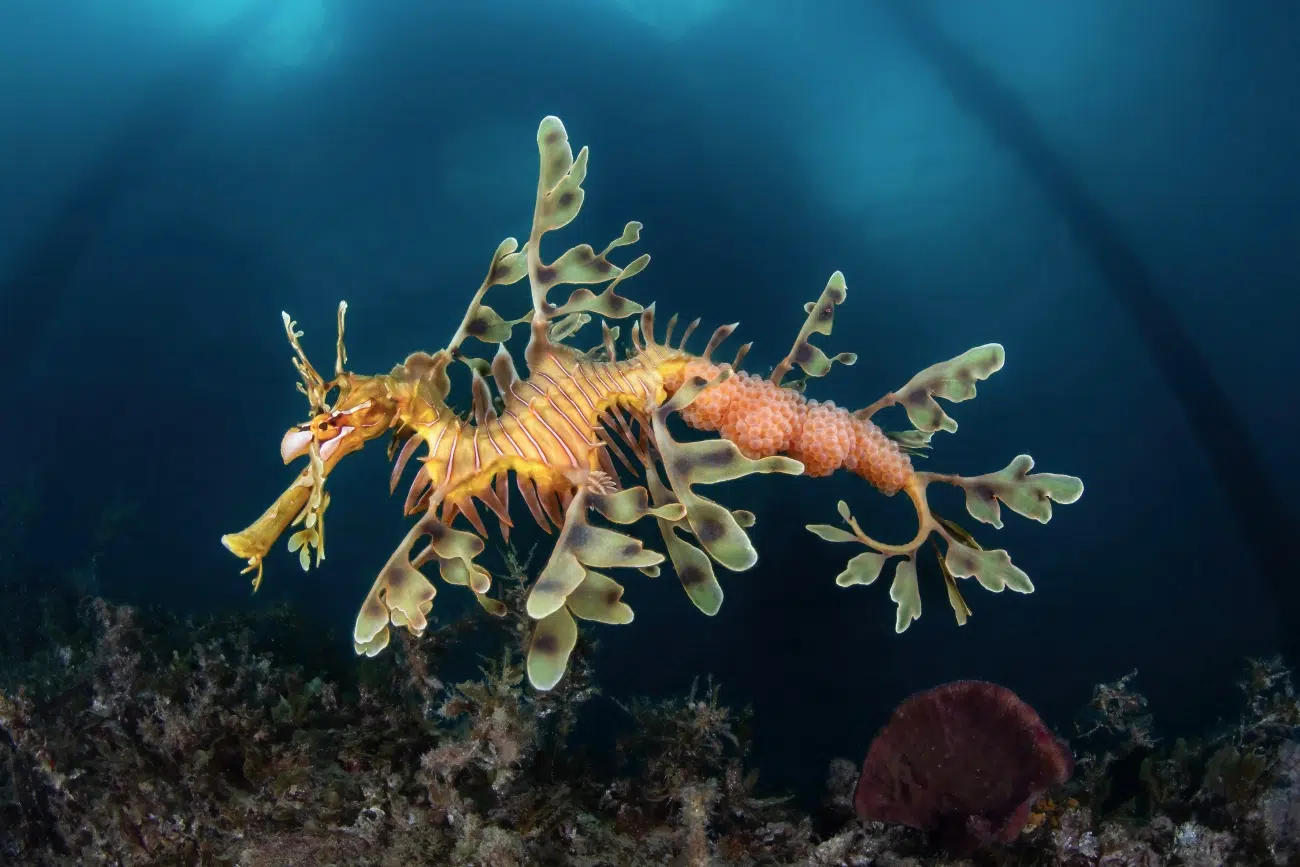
[2,0,1299,864]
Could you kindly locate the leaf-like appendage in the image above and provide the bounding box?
[886,429,935,456]
[771,270,856,386]
[549,312,590,342]
[445,238,534,354]
[643,461,726,616]
[413,545,492,594]
[527,606,578,691]
[527,545,586,620]
[536,116,587,234]
[488,237,529,287]
[893,344,1005,433]
[394,350,454,404]
[526,489,665,620]
[552,253,648,320]
[354,551,434,655]
[835,551,889,587]
[889,557,922,633]
[550,244,618,284]
[462,304,515,344]
[287,527,319,571]
[807,523,859,544]
[944,542,1034,594]
[600,221,642,257]
[526,120,650,335]
[959,454,1085,529]
[590,487,686,525]
[933,538,972,626]
[423,517,487,565]
[352,513,490,657]
[568,570,634,625]
[568,523,662,570]
[538,116,574,190]
[541,151,587,233]
[475,593,507,617]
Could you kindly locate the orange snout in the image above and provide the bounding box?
[280,412,351,464]
[279,397,394,466]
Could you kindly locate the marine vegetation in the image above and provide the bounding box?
[3,584,1299,866]
[222,115,1085,689]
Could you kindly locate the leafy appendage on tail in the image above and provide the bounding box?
[806,337,1083,631]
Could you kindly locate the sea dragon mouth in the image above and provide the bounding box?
[280,400,380,465]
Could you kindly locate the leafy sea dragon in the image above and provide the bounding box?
[222,116,1084,690]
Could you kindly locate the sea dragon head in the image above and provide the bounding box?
[279,373,401,466]
[222,303,408,589]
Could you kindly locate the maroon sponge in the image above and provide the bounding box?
[854,680,1073,847]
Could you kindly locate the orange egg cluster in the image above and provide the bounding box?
[668,361,914,494]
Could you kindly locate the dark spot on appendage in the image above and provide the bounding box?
[536,265,558,284]
[544,130,563,146]
[973,484,996,504]
[604,587,622,606]
[818,304,834,322]
[593,257,613,274]
[827,287,845,304]
[696,518,726,544]
[697,445,736,468]
[679,565,707,587]
[606,295,626,314]
[619,542,641,558]
[532,632,558,654]
[466,316,488,336]
[490,262,510,282]
[793,342,814,364]
[558,191,575,208]
[534,579,563,598]
[566,524,592,549]
[671,458,693,480]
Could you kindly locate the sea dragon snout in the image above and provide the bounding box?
[280,381,402,465]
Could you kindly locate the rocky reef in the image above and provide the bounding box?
[1,547,1297,865]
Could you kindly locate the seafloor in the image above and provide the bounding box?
[2,545,1298,866]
